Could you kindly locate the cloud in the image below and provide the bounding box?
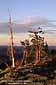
[0,16,56,33]
[0,16,56,46]
[18,16,48,25]
[13,16,56,33]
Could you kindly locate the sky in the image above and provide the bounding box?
[0,0,56,46]
[0,0,56,21]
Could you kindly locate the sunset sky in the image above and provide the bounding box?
[0,0,56,46]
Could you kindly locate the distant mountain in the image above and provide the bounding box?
[0,45,56,65]
[48,46,56,50]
